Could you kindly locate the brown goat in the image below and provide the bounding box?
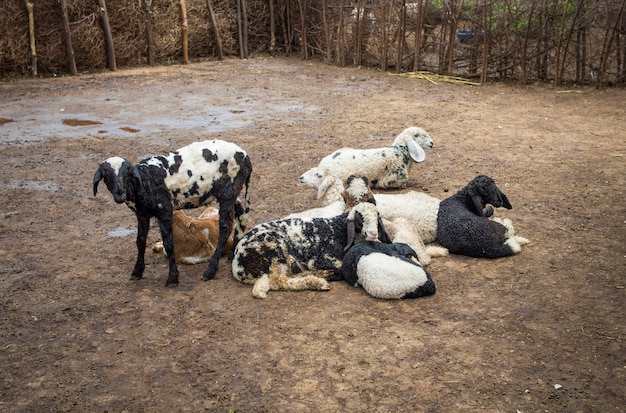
[152,207,235,264]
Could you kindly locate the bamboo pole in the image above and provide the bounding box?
[25,1,37,77]
[59,0,77,75]
[98,0,116,71]
[205,0,223,60]
[179,0,189,64]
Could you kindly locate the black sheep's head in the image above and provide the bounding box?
[467,175,512,216]
[93,157,139,204]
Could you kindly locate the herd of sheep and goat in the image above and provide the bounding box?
[93,127,529,299]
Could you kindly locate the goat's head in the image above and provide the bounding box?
[466,175,512,216]
[344,202,391,251]
[93,157,140,204]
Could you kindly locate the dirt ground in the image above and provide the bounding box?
[0,56,624,413]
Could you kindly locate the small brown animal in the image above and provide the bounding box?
[152,207,235,264]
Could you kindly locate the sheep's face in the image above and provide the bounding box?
[93,157,133,204]
[469,175,512,213]
[350,203,381,241]
[396,126,434,149]
[395,126,433,163]
[299,167,326,188]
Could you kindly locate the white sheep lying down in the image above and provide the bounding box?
[301,126,434,189]
[231,202,391,299]
[339,241,436,300]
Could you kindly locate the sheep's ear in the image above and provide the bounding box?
[471,194,486,216]
[407,139,426,162]
[344,219,356,251]
[317,176,333,199]
[377,217,392,243]
[131,166,142,187]
[92,167,103,196]
[499,190,512,209]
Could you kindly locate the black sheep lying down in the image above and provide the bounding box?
[436,175,529,258]
[336,241,436,300]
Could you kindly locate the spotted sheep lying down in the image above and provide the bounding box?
[231,202,392,299]
[338,241,436,300]
[152,205,236,264]
[300,126,434,189]
[93,139,252,286]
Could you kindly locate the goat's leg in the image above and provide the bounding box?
[203,201,235,281]
[130,214,150,280]
[158,214,179,286]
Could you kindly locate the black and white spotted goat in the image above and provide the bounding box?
[337,241,436,299]
[436,175,529,258]
[93,139,252,286]
[231,202,391,298]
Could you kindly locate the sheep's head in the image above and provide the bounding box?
[343,175,376,209]
[93,157,139,204]
[466,175,512,216]
[299,167,326,188]
[344,202,391,251]
[393,126,433,163]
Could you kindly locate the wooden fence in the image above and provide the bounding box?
[2,0,625,86]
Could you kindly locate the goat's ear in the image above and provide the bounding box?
[407,139,426,162]
[499,190,512,209]
[92,166,103,196]
[344,219,356,251]
[377,217,392,243]
[317,176,333,199]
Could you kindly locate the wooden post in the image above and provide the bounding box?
[270,0,277,56]
[380,0,388,71]
[297,0,307,59]
[395,0,406,73]
[25,0,37,77]
[59,0,77,75]
[179,0,189,64]
[413,0,425,72]
[205,0,223,60]
[98,0,117,71]
[142,0,156,66]
[322,0,330,62]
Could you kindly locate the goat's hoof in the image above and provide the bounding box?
[202,274,215,281]
[129,275,142,281]
[165,280,179,287]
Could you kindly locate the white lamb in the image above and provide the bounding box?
[300,126,433,189]
[287,173,375,219]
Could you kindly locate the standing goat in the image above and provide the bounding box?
[436,175,529,258]
[93,139,252,285]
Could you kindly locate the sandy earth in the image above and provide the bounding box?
[0,56,624,412]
